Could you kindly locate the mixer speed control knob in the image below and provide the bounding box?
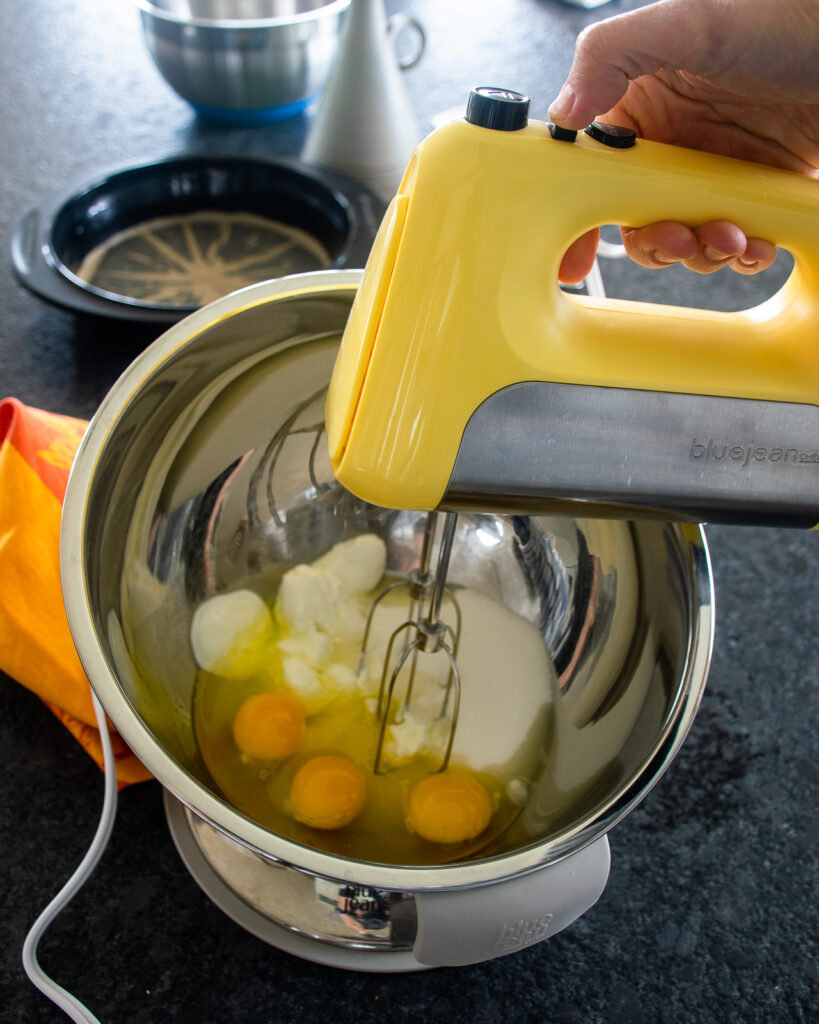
[465,87,530,131]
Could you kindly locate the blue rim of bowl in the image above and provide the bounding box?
[191,95,318,123]
[134,0,350,30]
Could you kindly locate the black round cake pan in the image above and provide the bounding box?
[9,154,385,324]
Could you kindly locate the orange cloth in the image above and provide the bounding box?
[0,398,151,786]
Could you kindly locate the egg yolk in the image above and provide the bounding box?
[407,770,493,844]
[289,755,367,830]
[232,692,306,761]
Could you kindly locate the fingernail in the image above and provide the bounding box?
[548,84,575,122]
[652,252,679,265]
[738,256,759,268]
[703,244,731,263]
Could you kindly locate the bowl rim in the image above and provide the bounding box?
[9,156,383,324]
[44,155,361,313]
[134,0,350,30]
[60,269,714,892]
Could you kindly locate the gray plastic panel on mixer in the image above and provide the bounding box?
[445,382,819,527]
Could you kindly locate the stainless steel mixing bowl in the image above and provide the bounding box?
[61,270,714,969]
[136,0,350,122]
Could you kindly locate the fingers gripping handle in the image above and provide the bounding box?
[412,837,610,967]
[488,122,819,405]
[561,127,819,273]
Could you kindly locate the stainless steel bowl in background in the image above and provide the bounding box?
[136,0,350,123]
[60,271,714,970]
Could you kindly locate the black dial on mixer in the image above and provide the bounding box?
[465,88,530,131]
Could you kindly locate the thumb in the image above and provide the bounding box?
[548,0,705,128]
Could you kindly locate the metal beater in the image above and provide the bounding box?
[249,390,464,775]
[360,511,462,774]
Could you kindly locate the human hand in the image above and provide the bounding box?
[552,0,819,283]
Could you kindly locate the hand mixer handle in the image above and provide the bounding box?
[515,121,819,399]
[327,114,819,523]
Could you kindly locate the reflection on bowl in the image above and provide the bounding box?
[136,0,350,123]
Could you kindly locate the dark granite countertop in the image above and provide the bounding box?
[1,1,817,1021]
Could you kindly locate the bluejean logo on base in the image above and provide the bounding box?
[690,439,819,467]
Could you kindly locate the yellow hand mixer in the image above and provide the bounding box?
[325,87,819,766]
[327,87,819,524]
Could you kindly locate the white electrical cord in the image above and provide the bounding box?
[585,256,606,299]
[22,688,117,1024]
[584,256,607,299]
[596,238,627,261]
